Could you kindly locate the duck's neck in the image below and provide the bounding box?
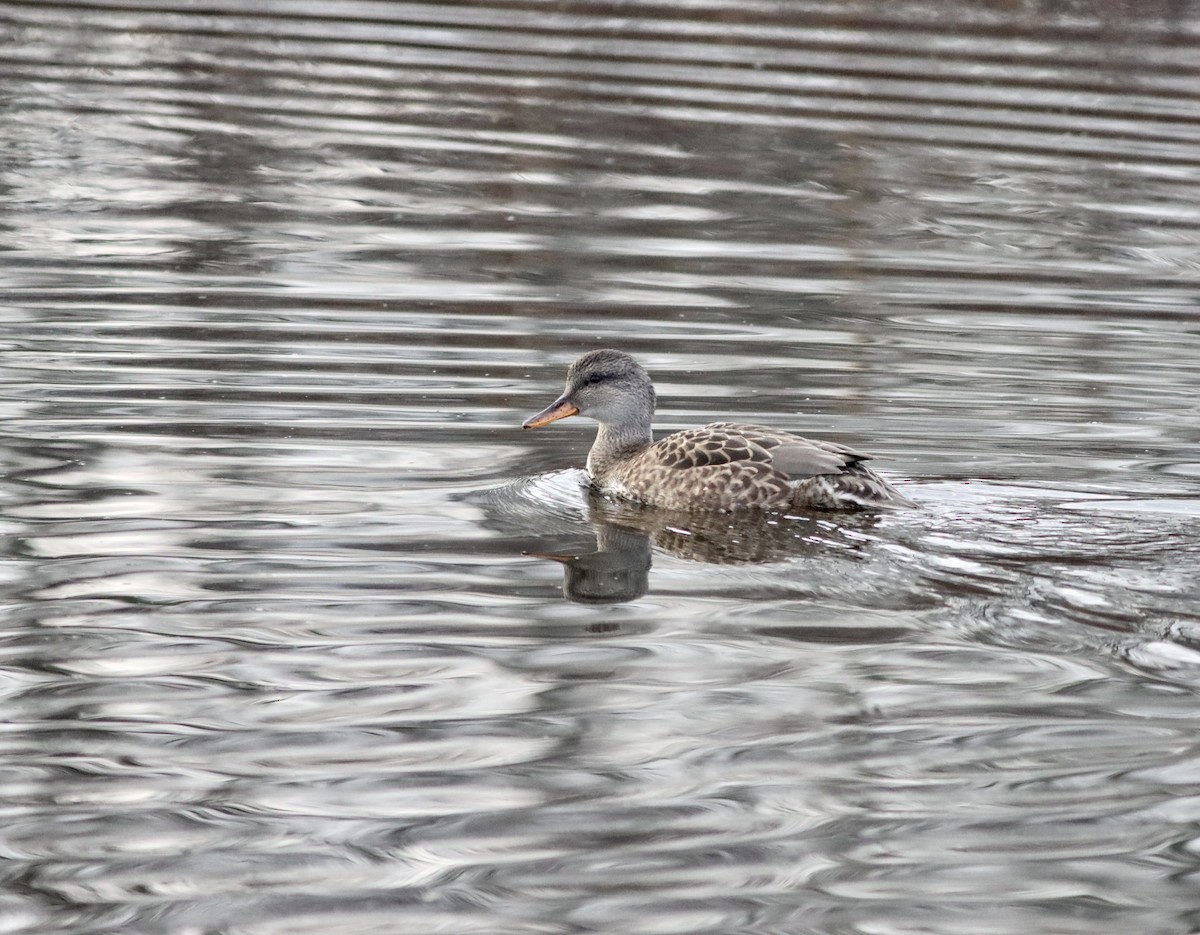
[587,420,653,479]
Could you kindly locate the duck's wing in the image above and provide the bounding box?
[650,424,775,470]
[675,422,872,480]
[628,423,906,511]
[633,426,790,509]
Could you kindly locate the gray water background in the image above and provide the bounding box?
[2,2,1200,933]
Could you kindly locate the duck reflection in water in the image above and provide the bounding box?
[528,488,879,604]
[527,515,653,604]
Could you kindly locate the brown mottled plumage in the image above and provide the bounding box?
[523,349,915,512]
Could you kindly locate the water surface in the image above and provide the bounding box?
[2,1,1200,933]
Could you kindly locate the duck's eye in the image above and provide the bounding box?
[584,372,608,386]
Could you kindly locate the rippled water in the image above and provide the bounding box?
[3,1,1200,933]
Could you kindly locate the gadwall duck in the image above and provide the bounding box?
[523,350,915,512]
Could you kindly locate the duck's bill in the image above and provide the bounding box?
[522,397,579,429]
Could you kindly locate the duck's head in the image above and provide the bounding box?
[523,349,656,429]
